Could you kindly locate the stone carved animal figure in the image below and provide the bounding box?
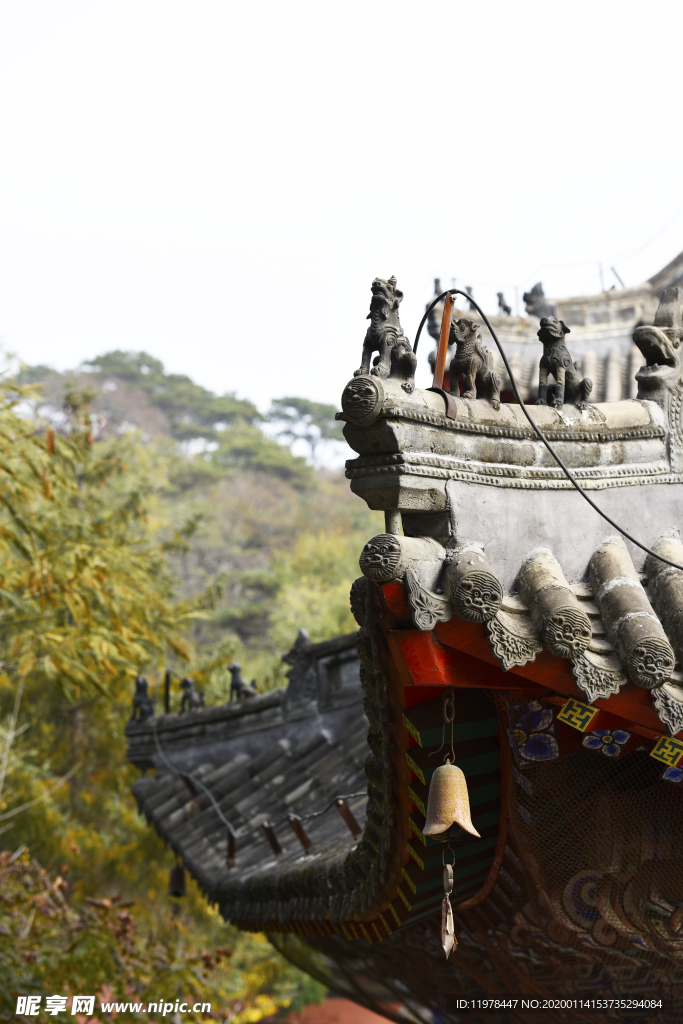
[228,662,258,701]
[523,282,556,319]
[354,276,417,393]
[497,292,512,316]
[130,675,154,722]
[535,317,592,410]
[448,319,501,409]
[179,676,205,712]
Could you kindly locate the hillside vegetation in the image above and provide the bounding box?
[0,353,380,1021]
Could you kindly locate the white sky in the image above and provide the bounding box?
[0,1,682,410]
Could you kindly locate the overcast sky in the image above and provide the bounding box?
[0,1,681,410]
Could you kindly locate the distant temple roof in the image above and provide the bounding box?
[127,632,371,926]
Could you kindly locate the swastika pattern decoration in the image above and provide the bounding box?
[557,698,599,733]
[649,735,683,767]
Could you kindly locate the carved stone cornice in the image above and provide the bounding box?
[404,567,451,632]
[571,651,625,703]
[651,682,683,737]
[486,611,542,672]
[378,403,665,443]
[346,452,671,491]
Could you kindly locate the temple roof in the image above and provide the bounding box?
[125,278,683,1018]
[126,631,372,921]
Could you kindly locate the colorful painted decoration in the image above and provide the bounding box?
[562,871,601,928]
[582,729,631,757]
[557,698,600,732]
[508,700,560,763]
[520,732,560,761]
[650,735,683,767]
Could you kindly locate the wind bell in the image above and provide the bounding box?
[423,759,480,837]
[422,689,479,958]
[423,689,480,837]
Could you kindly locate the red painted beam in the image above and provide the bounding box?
[377,582,669,738]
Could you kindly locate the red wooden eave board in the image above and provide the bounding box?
[377,582,669,739]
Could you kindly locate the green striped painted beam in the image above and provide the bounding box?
[397,868,490,913]
[408,834,498,872]
[409,777,500,817]
[403,708,500,749]
[407,746,500,785]
[403,855,495,896]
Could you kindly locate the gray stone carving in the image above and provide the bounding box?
[535,318,592,410]
[571,651,625,704]
[358,533,402,581]
[651,682,683,737]
[341,278,683,734]
[634,287,683,471]
[228,663,258,701]
[486,611,542,672]
[282,628,318,715]
[448,319,501,409]
[404,566,451,632]
[523,282,556,319]
[350,576,370,630]
[341,375,385,426]
[130,676,154,722]
[180,677,205,712]
[645,533,683,665]
[354,277,416,394]
[445,545,502,623]
[590,537,675,689]
[518,550,592,659]
[359,534,445,583]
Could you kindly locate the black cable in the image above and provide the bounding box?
[269,791,366,830]
[151,714,366,840]
[151,716,237,837]
[414,288,683,572]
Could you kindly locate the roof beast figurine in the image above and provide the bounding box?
[353,275,416,393]
[449,317,501,409]
[535,316,592,410]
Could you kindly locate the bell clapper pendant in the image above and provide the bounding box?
[442,854,457,958]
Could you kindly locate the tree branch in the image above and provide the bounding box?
[0,676,25,802]
[0,762,82,821]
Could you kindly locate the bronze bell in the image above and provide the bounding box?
[423,760,480,837]
[168,864,187,897]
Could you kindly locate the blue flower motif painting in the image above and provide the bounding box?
[582,729,630,758]
[508,699,560,765]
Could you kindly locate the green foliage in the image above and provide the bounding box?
[0,850,311,1022]
[0,380,321,1020]
[267,398,344,464]
[0,355,382,1020]
[166,471,382,689]
[269,531,367,648]
[0,850,210,1020]
[208,424,313,488]
[0,387,196,700]
[82,351,259,442]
